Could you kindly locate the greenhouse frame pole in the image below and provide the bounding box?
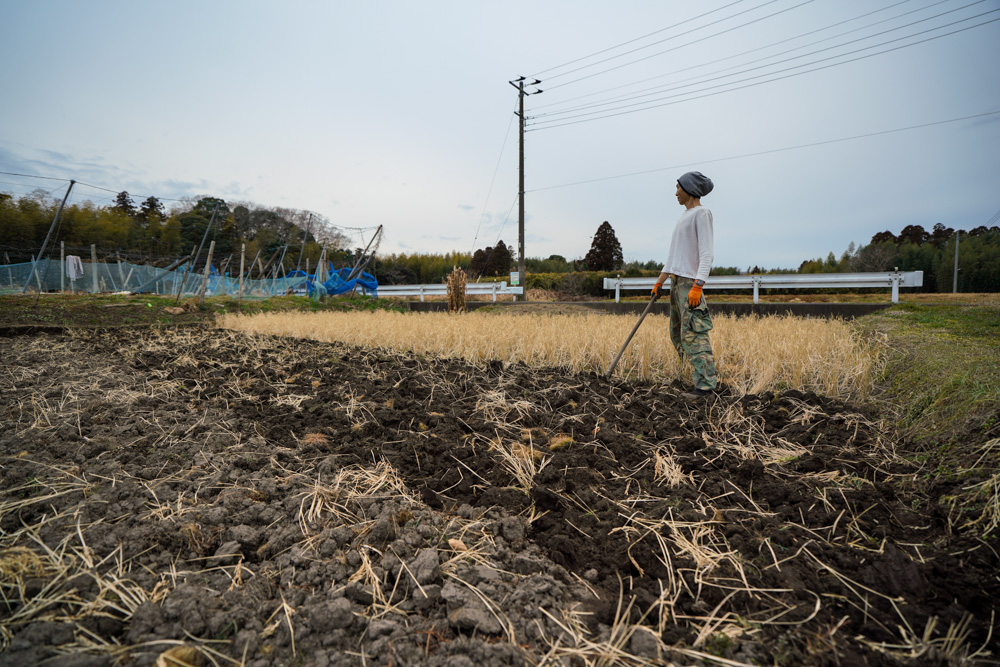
[295,213,312,275]
[22,180,74,293]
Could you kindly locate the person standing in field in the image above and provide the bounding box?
[652,171,718,400]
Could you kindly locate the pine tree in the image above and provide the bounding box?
[137,196,165,226]
[113,191,136,219]
[583,221,623,271]
[469,240,512,277]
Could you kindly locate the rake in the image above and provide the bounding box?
[605,291,660,377]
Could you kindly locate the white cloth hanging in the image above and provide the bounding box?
[66,255,84,281]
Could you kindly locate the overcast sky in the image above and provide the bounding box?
[2,0,998,269]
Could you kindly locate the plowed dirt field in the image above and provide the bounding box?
[1,325,997,666]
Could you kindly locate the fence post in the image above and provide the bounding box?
[198,241,215,305]
[239,244,245,307]
[60,242,65,293]
[91,245,98,293]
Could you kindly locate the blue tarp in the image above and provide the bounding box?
[305,265,379,297]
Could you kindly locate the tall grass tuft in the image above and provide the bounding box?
[446,266,467,312]
[217,311,884,399]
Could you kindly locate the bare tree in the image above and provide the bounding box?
[851,243,898,272]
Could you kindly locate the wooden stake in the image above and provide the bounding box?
[198,241,215,305]
[239,243,245,307]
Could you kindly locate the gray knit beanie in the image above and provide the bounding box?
[677,171,714,198]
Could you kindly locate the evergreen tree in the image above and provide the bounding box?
[929,222,955,248]
[113,191,136,219]
[469,240,512,277]
[583,221,623,271]
[490,240,513,277]
[897,224,929,246]
[137,196,164,226]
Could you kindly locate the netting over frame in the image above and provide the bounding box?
[0,258,378,299]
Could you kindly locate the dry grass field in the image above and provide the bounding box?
[217,310,885,400]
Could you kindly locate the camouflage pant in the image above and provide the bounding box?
[669,275,718,391]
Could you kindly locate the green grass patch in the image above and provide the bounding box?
[889,302,1000,339]
[858,303,1000,538]
[857,303,1000,448]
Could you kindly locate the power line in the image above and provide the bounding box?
[544,0,817,91]
[530,0,922,112]
[471,194,519,282]
[0,171,71,182]
[531,0,749,78]
[532,0,951,115]
[982,208,1000,227]
[74,181,187,202]
[533,0,985,119]
[537,0,790,84]
[469,100,519,257]
[0,180,59,193]
[532,2,992,122]
[528,14,1000,130]
[527,110,1000,192]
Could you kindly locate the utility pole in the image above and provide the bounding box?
[509,76,542,297]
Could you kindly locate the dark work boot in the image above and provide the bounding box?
[682,388,715,401]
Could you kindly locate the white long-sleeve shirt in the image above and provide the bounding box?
[661,206,713,282]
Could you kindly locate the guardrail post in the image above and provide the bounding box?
[890,271,900,303]
[492,281,498,302]
[419,285,425,302]
[752,276,760,304]
[615,278,621,303]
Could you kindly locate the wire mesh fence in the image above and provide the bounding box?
[0,257,342,298]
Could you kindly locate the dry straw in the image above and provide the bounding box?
[217,310,883,399]
[446,266,467,312]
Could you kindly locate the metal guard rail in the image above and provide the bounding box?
[376,281,523,302]
[603,271,924,304]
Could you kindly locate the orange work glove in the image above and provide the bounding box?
[651,281,663,297]
[687,281,703,308]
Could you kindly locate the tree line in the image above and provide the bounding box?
[798,222,1000,292]
[0,189,352,274]
[4,188,997,291]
